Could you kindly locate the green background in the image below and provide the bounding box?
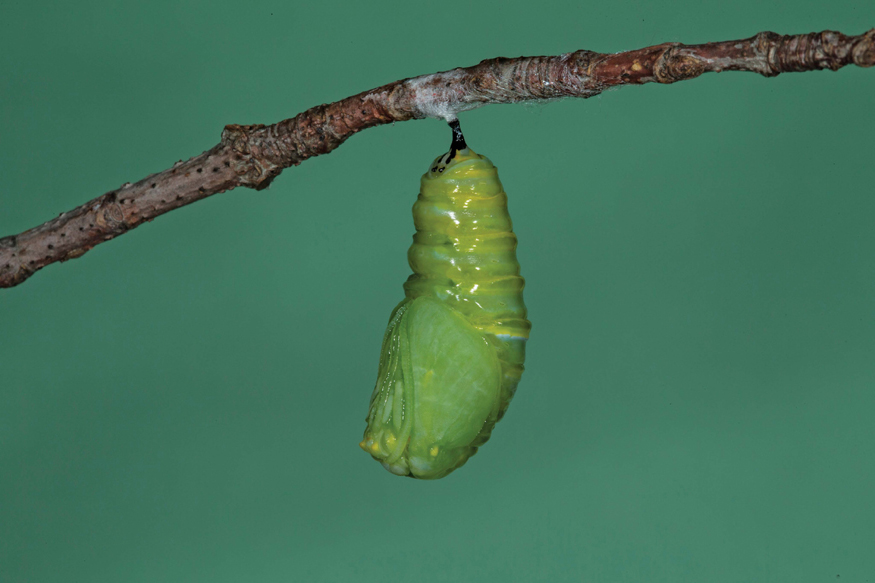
[2,0,873,581]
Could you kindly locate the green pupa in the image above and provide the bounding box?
[361,121,530,479]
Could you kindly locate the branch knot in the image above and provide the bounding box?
[654,45,706,83]
[221,124,282,191]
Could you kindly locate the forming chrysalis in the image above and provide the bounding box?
[361,121,530,479]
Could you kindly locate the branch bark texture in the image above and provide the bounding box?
[2,28,873,288]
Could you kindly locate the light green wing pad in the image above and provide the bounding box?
[361,296,502,480]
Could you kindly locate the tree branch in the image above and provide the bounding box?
[2,28,873,289]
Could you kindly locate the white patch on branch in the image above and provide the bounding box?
[404,69,479,122]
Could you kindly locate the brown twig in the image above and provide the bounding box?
[1,29,873,289]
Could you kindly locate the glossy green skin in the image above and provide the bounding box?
[361,147,530,479]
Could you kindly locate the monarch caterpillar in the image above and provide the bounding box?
[360,121,531,479]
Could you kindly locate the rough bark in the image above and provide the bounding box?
[2,28,873,289]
